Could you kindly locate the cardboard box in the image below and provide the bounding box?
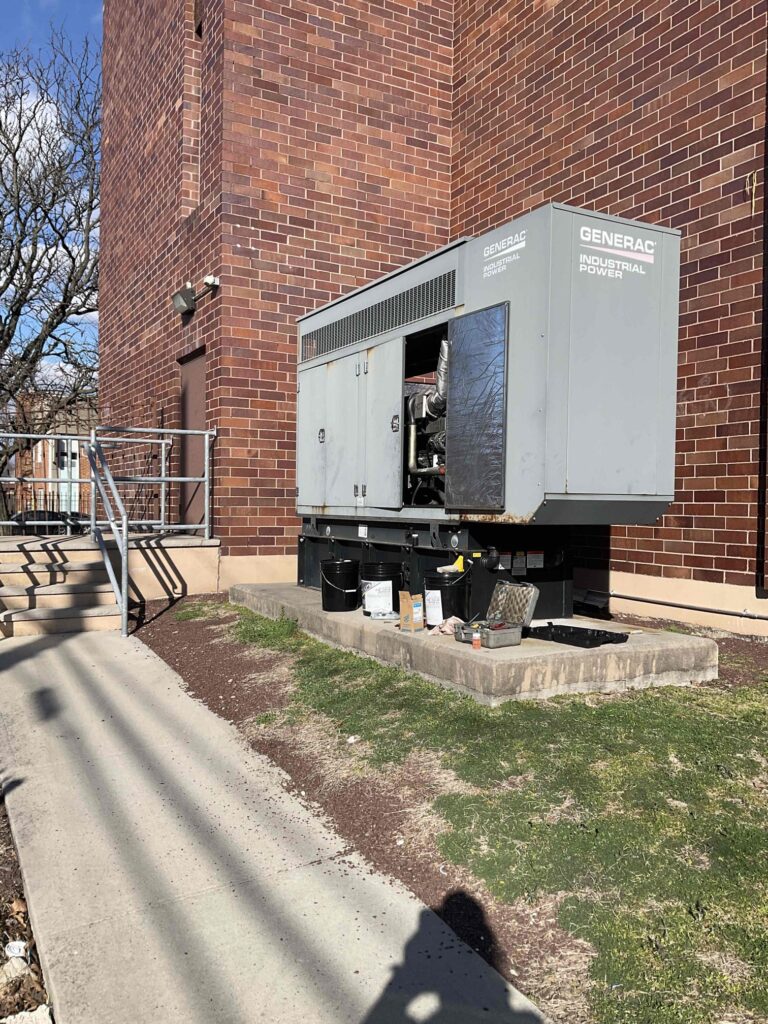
[399,592,425,632]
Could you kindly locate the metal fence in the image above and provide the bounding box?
[0,425,217,636]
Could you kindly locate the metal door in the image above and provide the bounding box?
[179,349,206,526]
[296,363,327,507]
[325,352,361,507]
[56,439,79,514]
[361,338,404,508]
[445,304,508,510]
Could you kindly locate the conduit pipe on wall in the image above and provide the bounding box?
[602,590,768,623]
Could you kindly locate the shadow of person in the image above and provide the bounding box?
[360,890,542,1024]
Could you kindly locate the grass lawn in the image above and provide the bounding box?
[183,602,768,1024]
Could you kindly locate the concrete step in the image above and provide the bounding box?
[0,561,109,586]
[0,582,118,611]
[0,539,104,565]
[0,605,121,638]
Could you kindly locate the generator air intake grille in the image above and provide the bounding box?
[301,270,456,362]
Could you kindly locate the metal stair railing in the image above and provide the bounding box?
[86,441,130,637]
[0,424,218,638]
[0,425,216,538]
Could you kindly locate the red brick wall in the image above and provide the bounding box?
[102,0,767,584]
[101,0,225,492]
[101,0,453,556]
[452,0,766,591]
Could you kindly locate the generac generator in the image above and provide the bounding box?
[295,203,680,618]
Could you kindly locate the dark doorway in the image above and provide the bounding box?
[179,349,206,528]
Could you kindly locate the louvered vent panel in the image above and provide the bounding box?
[301,270,455,362]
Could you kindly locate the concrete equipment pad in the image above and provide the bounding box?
[230,583,718,704]
[0,632,544,1024]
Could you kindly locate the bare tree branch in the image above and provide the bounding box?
[0,31,100,476]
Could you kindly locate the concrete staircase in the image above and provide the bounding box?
[0,537,122,637]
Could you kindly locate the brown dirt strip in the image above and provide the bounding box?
[0,802,48,1016]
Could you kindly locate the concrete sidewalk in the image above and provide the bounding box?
[0,632,545,1024]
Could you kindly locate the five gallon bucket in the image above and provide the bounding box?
[360,562,403,616]
[423,569,471,626]
[321,559,360,612]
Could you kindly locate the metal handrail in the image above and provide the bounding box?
[1,424,216,537]
[86,442,130,637]
[1,424,218,637]
[94,425,212,435]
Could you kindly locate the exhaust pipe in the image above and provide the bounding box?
[406,335,449,478]
[425,338,449,419]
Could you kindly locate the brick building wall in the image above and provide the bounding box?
[101,0,453,575]
[450,0,767,623]
[101,0,767,625]
[100,0,225,516]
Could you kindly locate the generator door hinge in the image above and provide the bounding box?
[355,362,361,377]
[363,361,369,374]
[354,484,359,497]
[361,484,367,497]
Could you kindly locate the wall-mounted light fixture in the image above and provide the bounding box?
[171,274,220,315]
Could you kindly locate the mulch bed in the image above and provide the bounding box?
[0,803,48,1017]
[138,596,589,1022]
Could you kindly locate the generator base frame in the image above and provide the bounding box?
[298,517,573,621]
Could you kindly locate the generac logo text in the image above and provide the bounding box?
[579,226,656,256]
[483,230,526,260]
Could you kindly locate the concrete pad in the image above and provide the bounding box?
[230,583,719,705]
[0,632,544,1024]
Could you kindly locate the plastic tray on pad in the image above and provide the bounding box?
[526,622,629,648]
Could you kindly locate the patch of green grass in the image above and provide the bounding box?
[227,604,768,1024]
[232,610,303,651]
[174,599,220,621]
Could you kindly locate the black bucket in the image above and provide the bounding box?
[360,561,403,616]
[423,569,472,626]
[321,559,360,612]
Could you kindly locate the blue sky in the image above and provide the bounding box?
[2,0,102,50]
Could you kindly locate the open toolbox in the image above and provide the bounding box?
[454,581,539,650]
[454,621,523,648]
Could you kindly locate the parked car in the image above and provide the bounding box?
[11,510,86,536]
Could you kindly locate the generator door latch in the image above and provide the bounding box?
[317,428,325,443]
[390,414,400,433]
[361,484,367,497]
[354,484,359,497]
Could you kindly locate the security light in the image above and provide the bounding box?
[171,283,197,315]
[171,275,220,315]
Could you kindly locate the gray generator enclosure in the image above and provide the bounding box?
[297,203,680,527]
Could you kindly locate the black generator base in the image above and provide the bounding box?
[298,517,573,621]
